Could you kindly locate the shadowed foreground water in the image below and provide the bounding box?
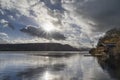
[0,51,116,80]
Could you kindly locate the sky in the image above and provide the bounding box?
[0,0,119,48]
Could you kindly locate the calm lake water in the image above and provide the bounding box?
[0,51,116,80]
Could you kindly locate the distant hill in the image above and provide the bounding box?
[0,43,81,51]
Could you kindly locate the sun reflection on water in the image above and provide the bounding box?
[41,71,60,80]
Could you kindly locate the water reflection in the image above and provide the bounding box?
[97,57,120,80]
[41,71,61,80]
[0,51,116,80]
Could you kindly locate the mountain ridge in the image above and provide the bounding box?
[0,43,82,51]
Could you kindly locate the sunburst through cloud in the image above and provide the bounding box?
[0,0,119,48]
[42,23,56,33]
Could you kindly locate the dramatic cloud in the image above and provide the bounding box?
[0,0,119,47]
[41,0,64,11]
[0,32,8,43]
[20,25,66,40]
[64,0,120,31]
[0,19,14,29]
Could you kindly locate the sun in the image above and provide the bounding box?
[43,23,55,32]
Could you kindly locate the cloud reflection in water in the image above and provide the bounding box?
[0,51,115,80]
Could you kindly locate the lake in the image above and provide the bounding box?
[0,51,116,80]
